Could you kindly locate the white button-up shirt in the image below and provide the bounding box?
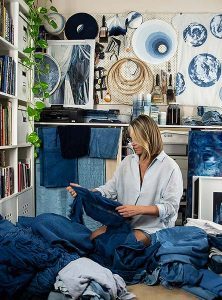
[96,151,183,234]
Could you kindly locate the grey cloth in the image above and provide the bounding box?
[55,257,135,300]
[48,291,71,300]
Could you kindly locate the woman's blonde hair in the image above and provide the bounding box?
[129,115,163,161]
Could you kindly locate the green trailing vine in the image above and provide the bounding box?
[22,0,58,157]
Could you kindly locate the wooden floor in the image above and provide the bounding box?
[128,284,197,299]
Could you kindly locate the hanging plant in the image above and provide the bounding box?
[22,0,58,157]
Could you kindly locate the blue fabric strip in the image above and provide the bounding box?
[89,127,121,159]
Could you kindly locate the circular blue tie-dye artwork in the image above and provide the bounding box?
[176,72,186,95]
[145,31,172,59]
[188,53,221,87]
[210,14,222,39]
[183,23,207,47]
[132,20,177,64]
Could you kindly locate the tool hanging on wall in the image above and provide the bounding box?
[94,67,107,101]
[161,70,167,103]
[99,15,109,43]
[95,42,105,65]
[105,37,121,61]
[151,74,163,104]
[167,74,175,103]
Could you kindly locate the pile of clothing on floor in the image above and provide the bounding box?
[1,186,222,300]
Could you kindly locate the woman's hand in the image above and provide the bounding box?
[115,205,143,218]
[66,183,80,198]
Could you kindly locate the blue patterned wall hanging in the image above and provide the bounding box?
[187,131,222,217]
[173,14,222,106]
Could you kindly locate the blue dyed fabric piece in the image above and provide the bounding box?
[152,226,209,268]
[187,131,222,217]
[0,219,78,299]
[35,160,71,216]
[38,127,78,188]
[89,127,121,159]
[69,186,159,283]
[78,156,105,189]
[18,213,93,256]
[202,111,222,125]
[69,186,126,227]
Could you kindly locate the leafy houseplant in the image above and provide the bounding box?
[22,0,58,157]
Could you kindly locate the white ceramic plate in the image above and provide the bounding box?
[44,13,66,35]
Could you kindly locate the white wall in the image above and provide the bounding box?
[42,0,222,15]
[39,0,222,117]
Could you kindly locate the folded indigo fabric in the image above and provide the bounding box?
[58,126,91,159]
[89,127,121,159]
[38,127,78,188]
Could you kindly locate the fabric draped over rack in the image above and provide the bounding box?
[36,126,121,216]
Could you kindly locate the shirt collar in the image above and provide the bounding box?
[156,150,167,162]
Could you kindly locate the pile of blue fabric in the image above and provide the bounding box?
[1,186,222,300]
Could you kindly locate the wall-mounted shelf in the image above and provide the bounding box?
[35,122,222,130]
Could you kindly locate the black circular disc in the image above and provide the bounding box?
[65,13,99,39]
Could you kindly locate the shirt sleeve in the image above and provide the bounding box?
[156,166,183,223]
[95,160,124,200]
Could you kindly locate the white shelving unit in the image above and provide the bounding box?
[0,0,34,223]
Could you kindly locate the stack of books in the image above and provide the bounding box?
[0,102,12,146]
[0,150,14,198]
[18,160,31,192]
[0,55,16,95]
[0,0,14,44]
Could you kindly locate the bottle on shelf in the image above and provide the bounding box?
[166,103,181,125]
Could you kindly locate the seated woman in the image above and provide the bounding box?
[67,115,183,246]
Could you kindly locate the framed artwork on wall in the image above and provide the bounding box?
[47,40,95,109]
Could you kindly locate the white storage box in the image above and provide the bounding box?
[18,189,34,217]
[0,197,18,224]
[18,12,28,53]
[161,130,188,144]
[17,107,30,144]
[18,59,30,101]
[163,144,187,156]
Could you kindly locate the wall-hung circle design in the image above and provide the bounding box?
[132,20,177,64]
[34,53,61,96]
[125,11,143,29]
[176,72,186,95]
[188,53,221,87]
[44,13,66,35]
[183,23,207,47]
[210,14,222,39]
[65,13,99,39]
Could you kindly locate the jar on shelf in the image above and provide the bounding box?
[166,103,181,125]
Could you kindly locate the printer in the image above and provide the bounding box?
[39,106,84,123]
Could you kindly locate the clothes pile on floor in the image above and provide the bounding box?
[1,186,222,300]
